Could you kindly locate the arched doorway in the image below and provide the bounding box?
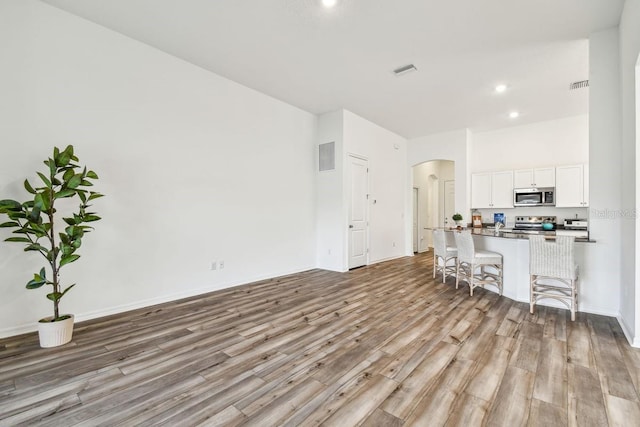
[412,160,455,252]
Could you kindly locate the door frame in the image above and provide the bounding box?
[413,187,419,253]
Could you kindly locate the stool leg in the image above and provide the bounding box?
[529,275,535,314]
[571,278,576,321]
[455,261,460,289]
[433,253,436,279]
[469,263,474,296]
[442,257,446,283]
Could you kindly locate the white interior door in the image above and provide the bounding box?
[413,188,419,253]
[443,180,455,227]
[348,155,368,269]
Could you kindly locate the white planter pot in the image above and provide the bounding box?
[37,315,74,348]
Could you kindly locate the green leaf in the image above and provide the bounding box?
[59,232,71,244]
[71,238,82,249]
[60,243,74,256]
[24,243,47,252]
[86,170,99,179]
[0,221,19,228]
[39,267,46,280]
[48,157,56,178]
[27,275,46,289]
[46,292,63,302]
[5,237,31,243]
[63,217,76,226]
[60,145,74,165]
[55,189,76,199]
[33,193,44,211]
[66,174,82,189]
[28,206,42,223]
[88,192,104,201]
[60,254,80,267]
[83,215,101,222]
[77,191,87,204]
[7,211,27,220]
[24,179,36,194]
[0,199,22,212]
[60,283,75,298]
[37,172,51,188]
[54,146,60,158]
[80,180,93,187]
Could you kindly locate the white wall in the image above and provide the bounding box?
[470,115,589,172]
[618,0,640,345]
[0,1,318,337]
[315,110,408,271]
[343,110,407,264]
[408,129,470,219]
[316,111,344,271]
[588,28,624,333]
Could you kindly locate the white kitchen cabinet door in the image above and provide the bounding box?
[556,164,587,207]
[471,173,492,208]
[491,170,514,208]
[471,171,513,208]
[514,167,555,188]
[514,169,534,188]
[533,168,555,187]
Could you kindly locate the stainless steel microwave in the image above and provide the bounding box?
[513,187,555,207]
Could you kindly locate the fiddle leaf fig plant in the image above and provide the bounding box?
[0,145,103,322]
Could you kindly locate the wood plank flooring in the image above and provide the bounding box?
[1,252,640,426]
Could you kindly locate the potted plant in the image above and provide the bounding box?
[452,213,464,227]
[0,145,103,347]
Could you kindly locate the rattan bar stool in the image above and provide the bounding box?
[432,229,457,283]
[454,230,503,296]
[529,235,578,321]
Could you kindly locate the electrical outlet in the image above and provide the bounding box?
[219,260,225,269]
[210,261,217,270]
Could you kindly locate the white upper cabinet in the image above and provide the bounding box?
[513,167,555,188]
[471,171,514,209]
[471,173,492,208]
[555,164,588,207]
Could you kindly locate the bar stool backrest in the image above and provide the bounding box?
[432,229,448,256]
[453,230,475,263]
[529,235,576,279]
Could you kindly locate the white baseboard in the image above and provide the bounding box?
[0,264,315,340]
[368,255,406,265]
[617,314,640,348]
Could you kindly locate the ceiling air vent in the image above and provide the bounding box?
[393,64,417,77]
[569,80,589,90]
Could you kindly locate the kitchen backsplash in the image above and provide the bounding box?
[472,207,589,227]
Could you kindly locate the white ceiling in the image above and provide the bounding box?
[41,0,625,139]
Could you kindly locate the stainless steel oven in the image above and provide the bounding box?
[513,187,555,207]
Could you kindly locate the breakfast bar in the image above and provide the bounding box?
[437,226,598,314]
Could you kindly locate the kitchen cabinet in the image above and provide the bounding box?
[555,164,589,207]
[513,167,555,188]
[471,170,514,208]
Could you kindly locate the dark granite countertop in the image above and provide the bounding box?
[434,227,595,243]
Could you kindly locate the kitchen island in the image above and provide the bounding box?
[435,227,600,315]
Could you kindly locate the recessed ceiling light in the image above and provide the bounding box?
[322,0,337,8]
[495,84,507,93]
[509,111,520,119]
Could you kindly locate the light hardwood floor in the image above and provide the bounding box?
[1,252,640,426]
